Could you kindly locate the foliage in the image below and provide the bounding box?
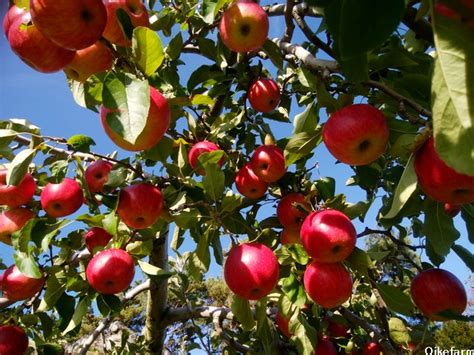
[434,321,474,350]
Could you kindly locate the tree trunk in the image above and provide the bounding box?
[145,226,169,354]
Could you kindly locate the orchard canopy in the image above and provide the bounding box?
[0,0,474,354]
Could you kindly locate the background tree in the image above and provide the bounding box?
[0,0,473,354]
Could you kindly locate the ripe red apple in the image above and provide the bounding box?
[235,164,268,199]
[444,203,461,217]
[410,268,467,320]
[277,193,310,228]
[280,226,301,245]
[64,41,114,82]
[219,1,269,53]
[40,178,84,218]
[101,87,170,151]
[325,315,349,338]
[116,183,163,229]
[7,12,75,73]
[30,0,107,50]
[86,248,135,294]
[275,312,292,338]
[3,5,26,36]
[250,145,286,183]
[363,341,383,355]
[84,227,113,252]
[102,0,150,47]
[0,325,28,355]
[85,159,113,194]
[248,78,281,113]
[414,137,474,205]
[0,207,35,245]
[0,170,36,207]
[224,242,279,300]
[304,262,353,309]
[2,265,45,301]
[314,335,337,355]
[322,104,389,166]
[188,141,224,175]
[300,209,356,263]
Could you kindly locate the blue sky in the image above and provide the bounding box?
[0,0,471,301]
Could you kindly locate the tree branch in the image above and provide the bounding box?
[163,306,235,326]
[282,0,296,42]
[212,312,254,353]
[264,3,323,18]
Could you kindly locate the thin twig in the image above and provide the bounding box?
[282,0,295,42]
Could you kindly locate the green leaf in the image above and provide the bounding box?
[382,155,417,219]
[38,275,65,312]
[67,134,96,153]
[103,211,119,237]
[389,317,411,344]
[0,129,18,147]
[377,283,414,316]
[220,192,243,212]
[68,79,102,112]
[7,148,36,186]
[138,260,174,279]
[201,0,230,24]
[346,247,371,276]
[422,199,460,256]
[13,252,42,279]
[191,94,215,106]
[431,8,474,175]
[284,129,322,166]
[452,244,474,272]
[203,164,225,201]
[188,232,211,279]
[255,298,277,353]
[293,102,318,135]
[102,72,150,145]
[166,32,183,61]
[62,296,91,335]
[231,295,255,331]
[315,177,335,200]
[461,204,474,243]
[263,39,284,70]
[297,67,318,90]
[289,313,317,355]
[132,27,164,77]
[115,8,134,41]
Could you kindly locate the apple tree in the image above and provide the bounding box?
[0,0,473,354]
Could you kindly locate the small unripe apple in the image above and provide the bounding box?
[277,193,310,228]
[2,265,45,301]
[85,159,113,194]
[0,325,29,355]
[314,335,337,355]
[304,262,353,309]
[300,209,356,263]
[0,207,35,245]
[250,145,286,183]
[444,203,461,217]
[248,78,281,113]
[40,178,84,218]
[86,248,135,294]
[0,170,36,207]
[280,226,301,245]
[3,5,26,36]
[322,104,389,166]
[363,341,384,355]
[188,141,224,176]
[64,41,114,82]
[275,312,292,338]
[101,87,170,151]
[116,183,163,229]
[84,227,113,253]
[219,1,269,53]
[410,268,467,320]
[224,243,279,300]
[235,164,268,199]
[414,137,474,205]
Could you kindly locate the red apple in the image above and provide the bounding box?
[304,262,353,309]
[444,203,461,217]
[0,325,28,355]
[101,87,170,151]
[224,242,279,300]
[188,141,224,175]
[410,268,467,320]
[314,335,337,355]
[363,341,383,355]
[414,137,474,205]
[219,1,269,53]
[7,12,75,73]
[250,145,286,183]
[40,178,84,218]
[84,227,113,253]
[235,164,268,199]
[64,41,114,82]
[2,265,45,301]
[277,193,310,228]
[322,104,389,166]
[102,0,150,47]
[300,209,356,263]
[116,183,163,229]
[248,78,281,113]
[86,248,135,294]
[0,170,36,207]
[0,207,35,245]
[326,318,349,338]
[30,0,107,50]
[275,312,292,338]
[280,226,301,245]
[434,2,462,20]
[85,159,113,194]
[3,5,26,36]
